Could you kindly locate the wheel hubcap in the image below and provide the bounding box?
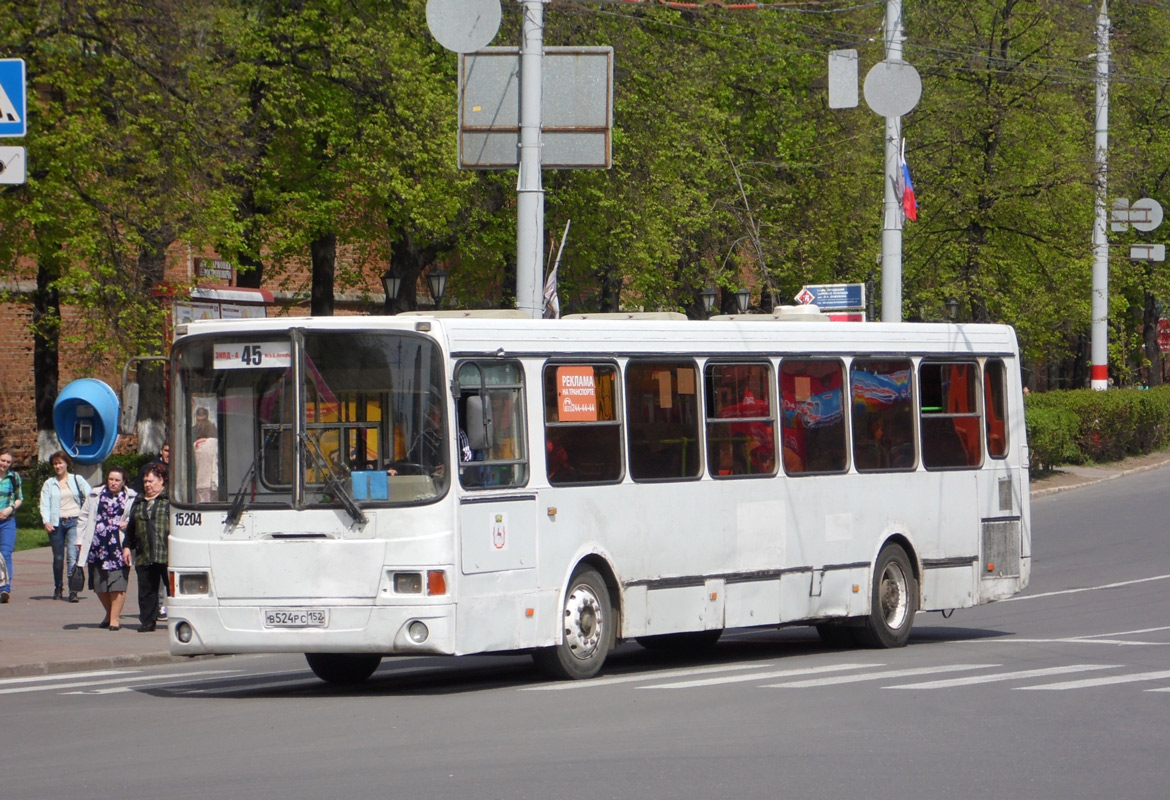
[563,583,603,660]
[879,561,909,630]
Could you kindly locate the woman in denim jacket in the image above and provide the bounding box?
[39,450,92,602]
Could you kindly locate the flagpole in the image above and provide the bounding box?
[544,219,570,318]
[881,0,904,323]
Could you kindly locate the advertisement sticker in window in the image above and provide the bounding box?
[557,366,598,421]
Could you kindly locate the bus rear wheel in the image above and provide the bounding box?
[305,653,382,685]
[855,543,917,649]
[533,567,613,680]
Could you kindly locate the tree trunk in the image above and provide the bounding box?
[1143,291,1162,387]
[310,232,336,316]
[133,230,174,455]
[32,245,62,462]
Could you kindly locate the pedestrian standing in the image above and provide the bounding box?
[124,463,169,632]
[39,450,92,601]
[0,447,24,604]
[75,467,137,630]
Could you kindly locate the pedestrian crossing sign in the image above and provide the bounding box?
[0,59,27,138]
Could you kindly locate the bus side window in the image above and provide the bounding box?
[626,361,701,481]
[851,358,916,472]
[919,361,982,470]
[456,361,529,489]
[984,359,1009,459]
[704,362,776,478]
[780,359,847,475]
[543,363,623,485]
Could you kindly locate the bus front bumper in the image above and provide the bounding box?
[167,602,457,657]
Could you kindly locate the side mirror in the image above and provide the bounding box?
[119,382,140,435]
[464,395,493,451]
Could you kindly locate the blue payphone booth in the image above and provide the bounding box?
[53,379,121,465]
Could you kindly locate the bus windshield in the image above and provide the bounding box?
[171,330,448,509]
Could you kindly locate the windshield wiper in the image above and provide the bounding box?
[298,431,368,526]
[225,429,277,528]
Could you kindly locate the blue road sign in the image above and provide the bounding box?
[0,59,28,137]
[796,283,865,311]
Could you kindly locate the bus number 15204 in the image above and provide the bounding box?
[175,512,203,526]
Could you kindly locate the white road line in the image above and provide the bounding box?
[889,664,1112,689]
[523,662,778,691]
[641,662,883,690]
[1,668,241,696]
[64,669,247,695]
[0,669,138,686]
[1002,574,1170,603]
[956,637,1170,647]
[762,663,993,688]
[1015,669,1170,691]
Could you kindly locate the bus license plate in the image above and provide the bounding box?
[263,609,328,628]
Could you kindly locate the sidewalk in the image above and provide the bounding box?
[3,453,1168,678]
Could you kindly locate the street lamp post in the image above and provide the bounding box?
[700,287,717,318]
[380,269,402,315]
[734,288,751,315]
[427,268,449,310]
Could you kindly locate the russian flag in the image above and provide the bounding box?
[899,138,917,222]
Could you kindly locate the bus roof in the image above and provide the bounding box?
[177,315,1020,360]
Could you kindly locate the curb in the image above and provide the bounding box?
[1030,457,1170,498]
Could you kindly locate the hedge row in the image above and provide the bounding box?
[1025,386,1170,472]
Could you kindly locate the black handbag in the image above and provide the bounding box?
[68,565,85,593]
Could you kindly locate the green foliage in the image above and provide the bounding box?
[1,0,1169,383]
[1023,399,1082,473]
[1026,386,1170,468]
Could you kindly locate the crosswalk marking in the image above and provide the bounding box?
[4,668,240,696]
[523,662,778,691]
[641,662,883,690]
[1016,669,1170,691]
[0,669,137,687]
[762,663,993,688]
[888,664,1112,689]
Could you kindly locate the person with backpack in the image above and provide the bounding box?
[39,450,92,602]
[0,447,24,604]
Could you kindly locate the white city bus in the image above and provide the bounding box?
[164,311,1030,684]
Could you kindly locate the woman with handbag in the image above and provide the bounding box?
[75,467,137,631]
[39,450,91,602]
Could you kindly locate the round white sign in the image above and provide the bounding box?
[426,0,502,54]
[863,60,922,118]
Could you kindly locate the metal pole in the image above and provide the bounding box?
[881,0,904,323]
[516,0,546,319]
[1090,0,1110,390]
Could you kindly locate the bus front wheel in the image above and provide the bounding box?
[305,653,382,685]
[533,567,613,680]
[855,544,917,649]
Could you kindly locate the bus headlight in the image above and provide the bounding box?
[394,572,423,594]
[175,622,194,643]
[178,573,209,595]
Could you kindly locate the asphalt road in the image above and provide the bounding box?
[2,466,1168,800]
